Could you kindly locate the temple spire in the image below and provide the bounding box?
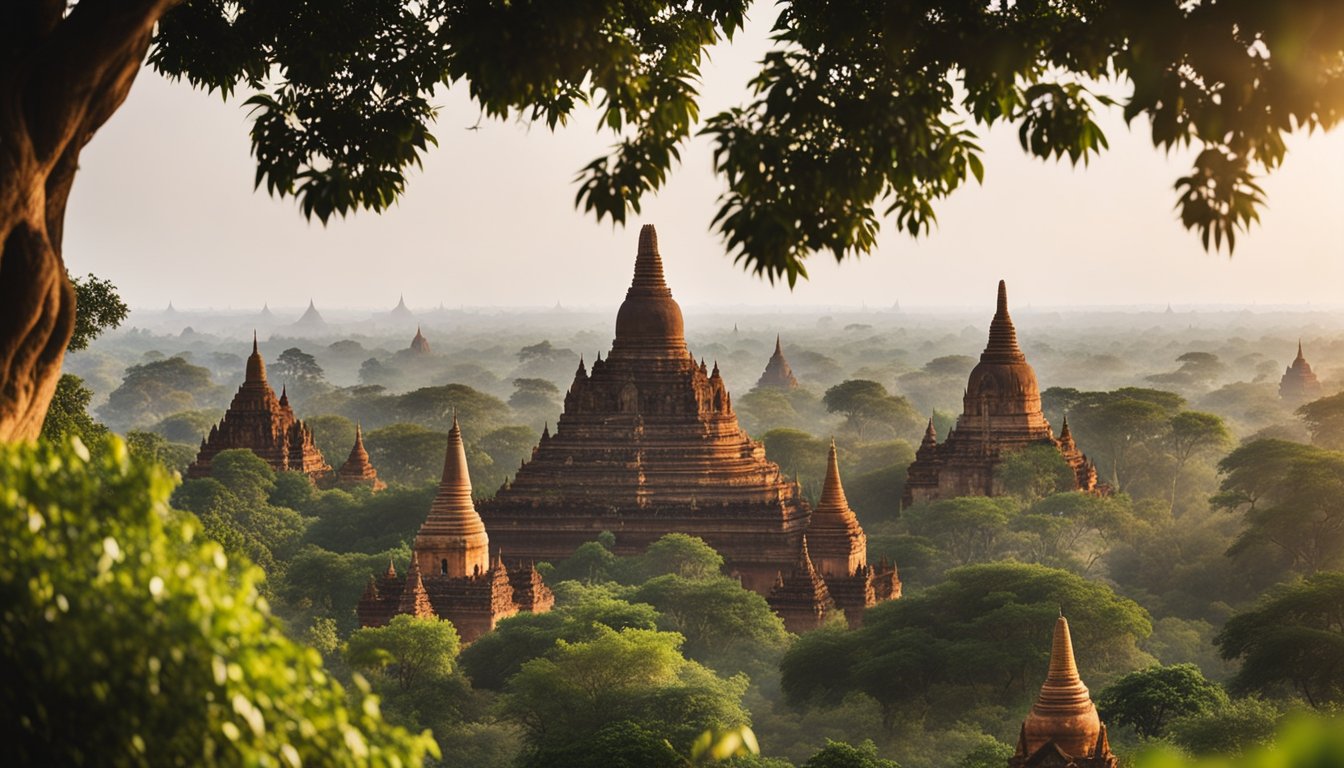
[817,440,849,512]
[631,224,669,293]
[613,225,686,353]
[983,279,1025,362]
[245,331,267,384]
[1016,614,1106,761]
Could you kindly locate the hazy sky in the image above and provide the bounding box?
[64,9,1344,312]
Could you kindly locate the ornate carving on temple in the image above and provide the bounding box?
[757,335,799,389]
[357,415,553,643]
[187,335,331,482]
[903,282,1097,508]
[1009,615,1118,768]
[334,425,386,492]
[1279,341,1323,404]
[478,225,829,594]
[409,326,431,354]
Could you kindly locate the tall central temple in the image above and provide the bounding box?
[480,226,896,604]
[903,281,1097,507]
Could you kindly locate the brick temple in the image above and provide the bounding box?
[332,425,386,492]
[187,336,330,481]
[357,416,552,642]
[1279,341,1323,404]
[903,281,1096,507]
[1009,615,1118,768]
[756,336,799,389]
[767,441,901,632]
[479,225,898,607]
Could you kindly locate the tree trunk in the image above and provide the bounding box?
[0,0,176,441]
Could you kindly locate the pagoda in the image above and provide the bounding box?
[293,299,327,331]
[1279,341,1323,404]
[333,425,386,492]
[409,326,431,354]
[1009,615,1118,768]
[756,336,799,389]
[903,281,1096,507]
[187,336,331,481]
[766,538,834,633]
[357,416,553,643]
[480,225,825,593]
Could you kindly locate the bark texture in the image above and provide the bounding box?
[0,0,176,441]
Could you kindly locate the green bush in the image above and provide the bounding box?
[0,436,436,766]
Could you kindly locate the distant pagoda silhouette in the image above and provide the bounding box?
[1279,341,1323,404]
[479,225,899,611]
[756,335,799,389]
[409,326,431,354]
[903,281,1096,507]
[1009,614,1118,767]
[358,416,552,642]
[187,335,330,482]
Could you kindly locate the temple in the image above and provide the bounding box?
[187,336,331,481]
[767,442,901,631]
[410,326,431,354]
[1009,615,1118,768]
[757,336,799,389]
[357,416,553,643]
[1279,341,1323,404]
[294,299,326,329]
[479,225,898,612]
[903,281,1097,507]
[333,425,386,492]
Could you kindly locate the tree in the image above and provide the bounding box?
[631,574,790,676]
[509,378,561,412]
[1215,440,1344,574]
[628,533,727,582]
[762,428,830,495]
[98,356,220,432]
[802,740,898,768]
[1095,664,1227,739]
[1070,391,1179,489]
[393,384,509,436]
[347,615,461,692]
[124,429,195,472]
[901,497,1017,568]
[1297,392,1344,450]
[997,445,1078,502]
[273,347,326,384]
[149,408,222,444]
[5,3,1344,439]
[1167,697,1281,756]
[40,374,109,446]
[1137,712,1344,768]
[68,273,129,352]
[1165,411,1233,511]
[0,436,435,765]
[497,626,749,754]
[823,381,920,442]
[780,563,1151,721]
[1215,572,1344,707]
[363,424,450,487]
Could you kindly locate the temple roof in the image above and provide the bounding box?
[1021,614,1103,759]
[814,441,856,523]
[410,326,431,354]
[612,225,687,356]
[757,335,800,389]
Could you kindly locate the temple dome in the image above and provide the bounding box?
[963,280,1042,417]
[613,225,687,354]
[1021,615,1103,758]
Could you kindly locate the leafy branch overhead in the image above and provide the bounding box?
[151,1,1344,283]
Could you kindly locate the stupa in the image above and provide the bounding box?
[293,299,327,330]
[1279,341,1323,404]
[756,336,799,389]
[333,425,386,492]
[903,281,1096,507]
[357,416,553,643]
[390,295,416,324]
[187,335,331,481]
[409,326,431,354]
[1009,615,1118,768]
[480,225,886,596]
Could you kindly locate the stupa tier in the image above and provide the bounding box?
[903,281,1096,507]
[187,336,331,481]
[479,225,816,593]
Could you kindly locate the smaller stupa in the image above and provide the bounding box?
[390,294,416,324]
[410,326,431,354]
[1009,614,1118,768]
[1279,341,1323,404]
[766,537,835,634]
[293,299,327,330]
[756,336,799,389]
[334,425,386,492]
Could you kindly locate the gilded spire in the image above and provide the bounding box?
[415,412,490,578]
[817,440,849,513]
[983,280,1025,362]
